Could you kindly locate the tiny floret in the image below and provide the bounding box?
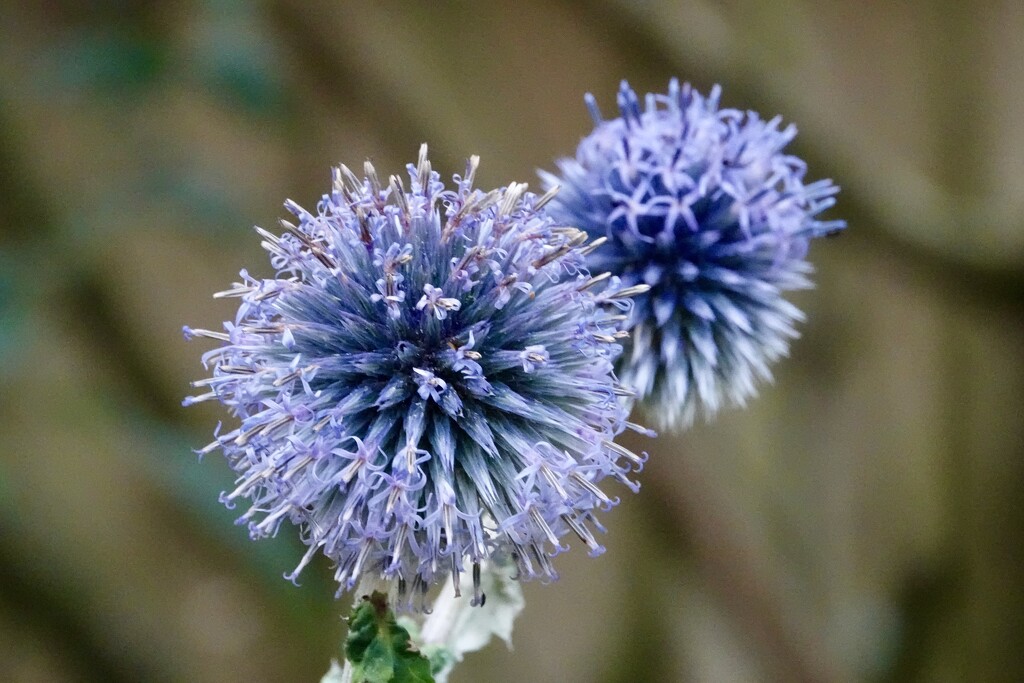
[416,283,461,320]
[541,80,846,429]
[185,146,648,605]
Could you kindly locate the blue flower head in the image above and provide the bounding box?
[184,146,650,606]
[541,80,846,429]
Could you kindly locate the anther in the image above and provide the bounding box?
[498,182,527,217]
[607,284,651,299]
[580,236,608,255]
[471,562,486,607]
[578,272,611,291]
[464,155,480,192]
[533,185,559,210]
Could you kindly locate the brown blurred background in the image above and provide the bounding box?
[1,2,1022,681]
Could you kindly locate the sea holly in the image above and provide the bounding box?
[542,80,845,429]
[183,145,650,601]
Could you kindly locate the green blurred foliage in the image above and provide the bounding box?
[0,1,1022,682]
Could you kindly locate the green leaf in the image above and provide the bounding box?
[345,592,434,683]
[422,645,456,678]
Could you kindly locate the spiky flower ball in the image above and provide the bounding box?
[184,146,649,605]
[541,80,846,429]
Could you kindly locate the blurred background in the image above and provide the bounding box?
[1,1,1022,681]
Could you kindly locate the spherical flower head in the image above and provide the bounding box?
[184,145,650,605]
[540,80,846,430]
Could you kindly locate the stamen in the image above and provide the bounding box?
[187,328,230,342]
[603,440,646,468]
[416,143,431,192]
[390,175,410,219]
[533,185,559,210]
[580,236,608,255]
[364,160,381,197]
[451,556,461,597]
[607,284,651,299]
[529,507,562,550]
[471,562,486,607]
[578,272,611,291]
[464,155,480,192]
[338,164,363,197]
[532,244,572,269]
[562,514,604,556]
[213,285,255,299]
[498,182,527,217]
[569,472,614,506]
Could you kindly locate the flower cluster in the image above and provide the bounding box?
[185,146,649,605]
[541,80,845,429]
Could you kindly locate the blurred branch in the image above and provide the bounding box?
[0,89,148,681]
[0,510,157,682]
[0,62,340,660]
[642,450,851,683]
[61,271,182,420]
[269,0,475,175]
[0,103,55,246]
[883,562,965,683]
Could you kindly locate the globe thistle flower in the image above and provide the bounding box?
[540,80,846,429]
[184,145,650,606]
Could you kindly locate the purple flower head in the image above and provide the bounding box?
[541,80,845,429]
[185,145,649,606]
